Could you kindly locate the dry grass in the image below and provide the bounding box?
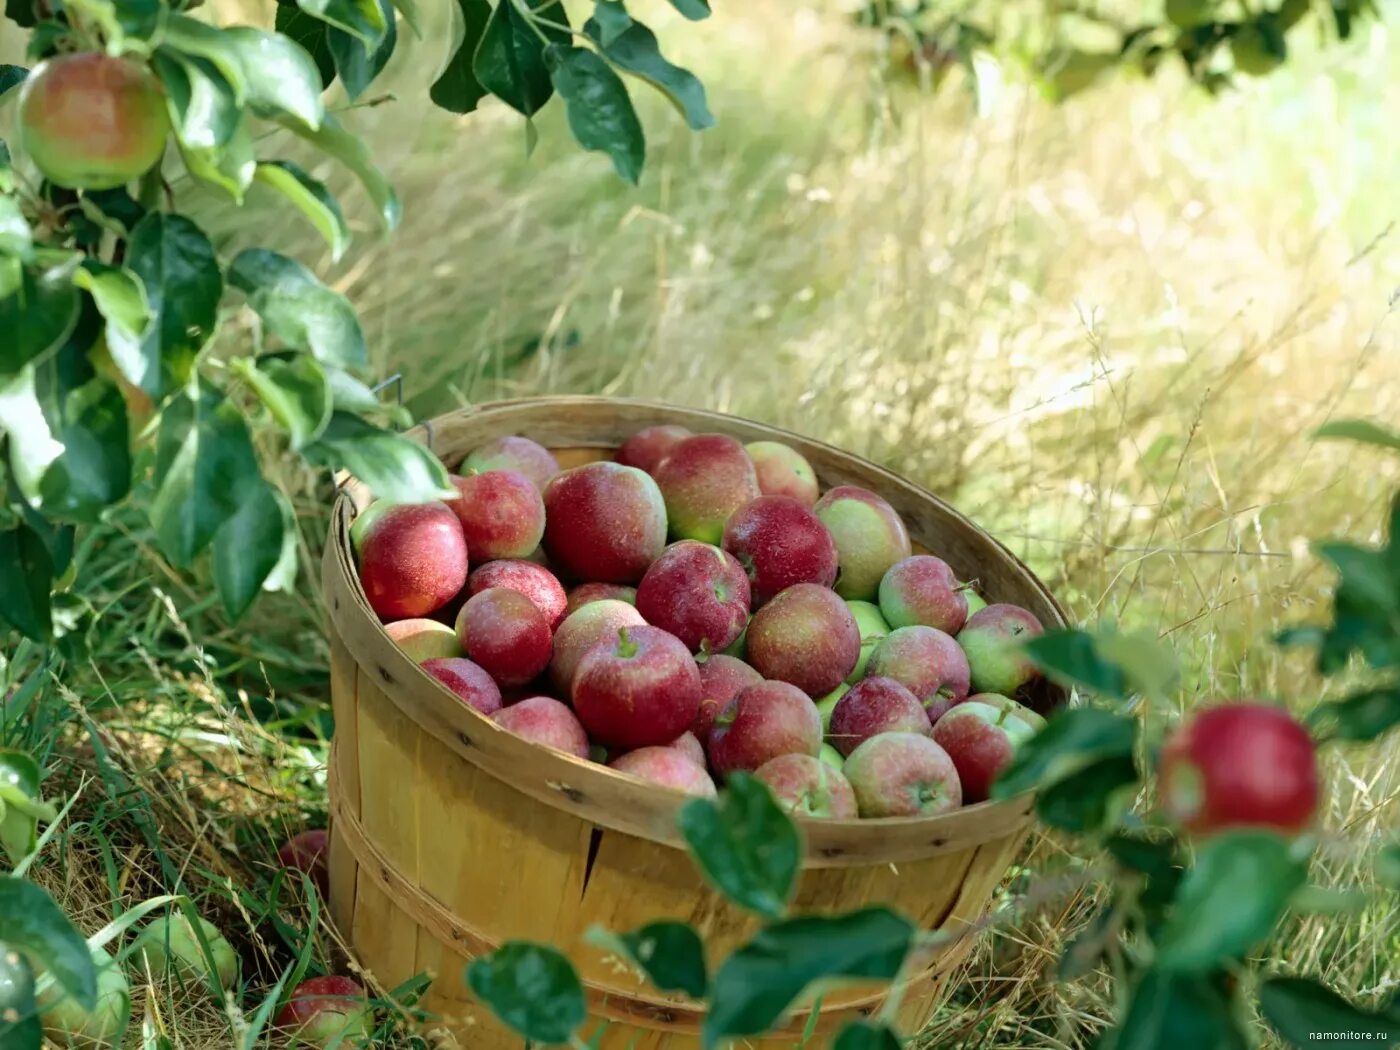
[14,1,1400,1046]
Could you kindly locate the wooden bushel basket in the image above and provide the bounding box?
[321,398,1069,1048]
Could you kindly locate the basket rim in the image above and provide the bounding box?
[323,396,1068,866]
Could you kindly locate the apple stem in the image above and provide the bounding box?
[615,627,639,659]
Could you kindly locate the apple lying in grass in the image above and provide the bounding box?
[755,753,858,818]
[708,681,823,778]
[572,626,702,751]
[636,541,751,654]
[844,732,963,818]
[459,435,559,490]
[352,500,468,621]
[722,495,838,606]
[549,599,647,693]
[654,433,761,544]
[616,424,691,475]
[543,462,668,582]
[421,657,504,716]
[879,555,968,634]
[492,697,591,760]
[1158,702,1319,835]
[692,654,764,743]
[138,914,239,994]
[866,625,970,720]
[609,747,716,798]
[930,697,1041,803]
[746,583,861,697]
[448,469,546,562]
[745,441,820,506]
[277,829,330,898]
[828,677,932,757]
[957,604,1044,697]
[36,946,130,1047]
[564,581,637,615]
[813,486,912,601]
[456,588,553,687]
[274,975,373,1048]
[467,560,567,629]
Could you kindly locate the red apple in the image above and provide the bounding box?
[493,697,590,759]
[828,676,932,757]
[550,599,647,692]
[746,583,861,697]
[276,830,329,898]
[543,462,668,582]
[692,654,764,743]
[843,732,963,817]
[352,500,468,621]
[447,469,546,562]
[957,604,1044,697]
[813,486,912,601]
[878,555,968,634]
[707,681,823,778]
[564,582,637,616]
[653,433,761,544]
[866,625,970,721]
[1158,702,1319,835]
[572,626,701,751]
[455,588,552,687]
[636,541,751,654]
[274,975,372,1047]
[421,657,504,716]
[467,560,567,629]
[754,753,857,818]
[609,747,716,798]
[744,441,820,506]
[616,424,692,475]
[722,495,838,606]
[460,435,559,490]
[930,698,1039,803]
[384,618,460,662]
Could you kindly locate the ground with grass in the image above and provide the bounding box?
[4,2,1398,1047]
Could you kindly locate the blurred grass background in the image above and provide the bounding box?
[6,0,1400,1045]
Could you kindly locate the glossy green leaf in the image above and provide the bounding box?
[228,249,366,368]
[254,162,349,261]
[0,64,26,95]
[667,0,708,19]
[175,112,256,200]
[472,0,568,117]
[1105,832,1182,914]
[81,188,147,236]
[159,16,249,99]
[233,353,332,449]
[62,0,159,47]
[328,0,396,100]
[704,908,914,1049]
[302,412,455,502]
[277,113,400,231]
[0,878,96,1010]
[1309,686,1400,744]
[117,214,222,398]
[1156,831,1308,973]
[293,0,387,45]
[150,385,262,568]
[678,773,800,920]
[212,481,291,619]
[0,195,32,258]
[1302,496,1400,673]
[429,0,491,114]
[0,523,52,641]
[466,942,586,1045]
[0,366,65,503]
[546,45,645,183]
[274,1,336,88]
[152,49,241,150]
[1314,419,1400,453]
[590,1,631,45]
[1094,632,1180,702]
[0,941,40,1048]
[72,260,151,357]
[586,921,707,999]
[1033,754,1138,833]
[1259,977,1400,1048]
[1024,628,1126,698]
[991,707,1136,799]
[0,259,81,378]
[583,14,713,130]
[0,750,41,864]
[1107,968,1247,1050]
[833,1021,902,1050]
[221,26,326,128]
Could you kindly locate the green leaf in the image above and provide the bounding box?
[228,249,366,368]
[465,942,586,1045]
[0,195,33,258]
[0,877,97,1010]
[678,773,800,920]
[1105,832,1182,915]
[583,14,713,130]
[0,523,52,641]
[546,45,645,183]
[473,0,568,117]
[301,412,455,502]
[277,113,400,231]
[833,1021,902,1050]
[1309,686,1400,744]
[0,366,65,504]
[1024,628,1127,698]
[1108,968,1247,1050]
[991,707,1136,800]
[72,260,151,357]
[0,64,27,96]
[175,112,256,200]
[327,0,396,101]
[429,0,491,114]
[232,353,332,449]
[1156,831,1309,973]
[212,480,291,619]
[150,385,262,568]
[667,0,708,20]
[1094,632,1180,702]
[292,0,386,45]
[275,1,336,88]
[159,16,249,100]
[1314,419,1400,453]
[1259,977,1400,1048]
[0,750,41,864]
[1034,754,1138,833]
[0,259,81,378]
[153,49,241,150]
[81,188,147,236]
[704,908,914,1049]
[118,214,222,399]
[585,921,707,998]
[254,162,349,261]
[220,27,326,129]
[590,1,631,46]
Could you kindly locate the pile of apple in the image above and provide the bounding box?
[353,426,1054,819]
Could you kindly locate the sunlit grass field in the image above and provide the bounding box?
[7,1,1399,1045]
